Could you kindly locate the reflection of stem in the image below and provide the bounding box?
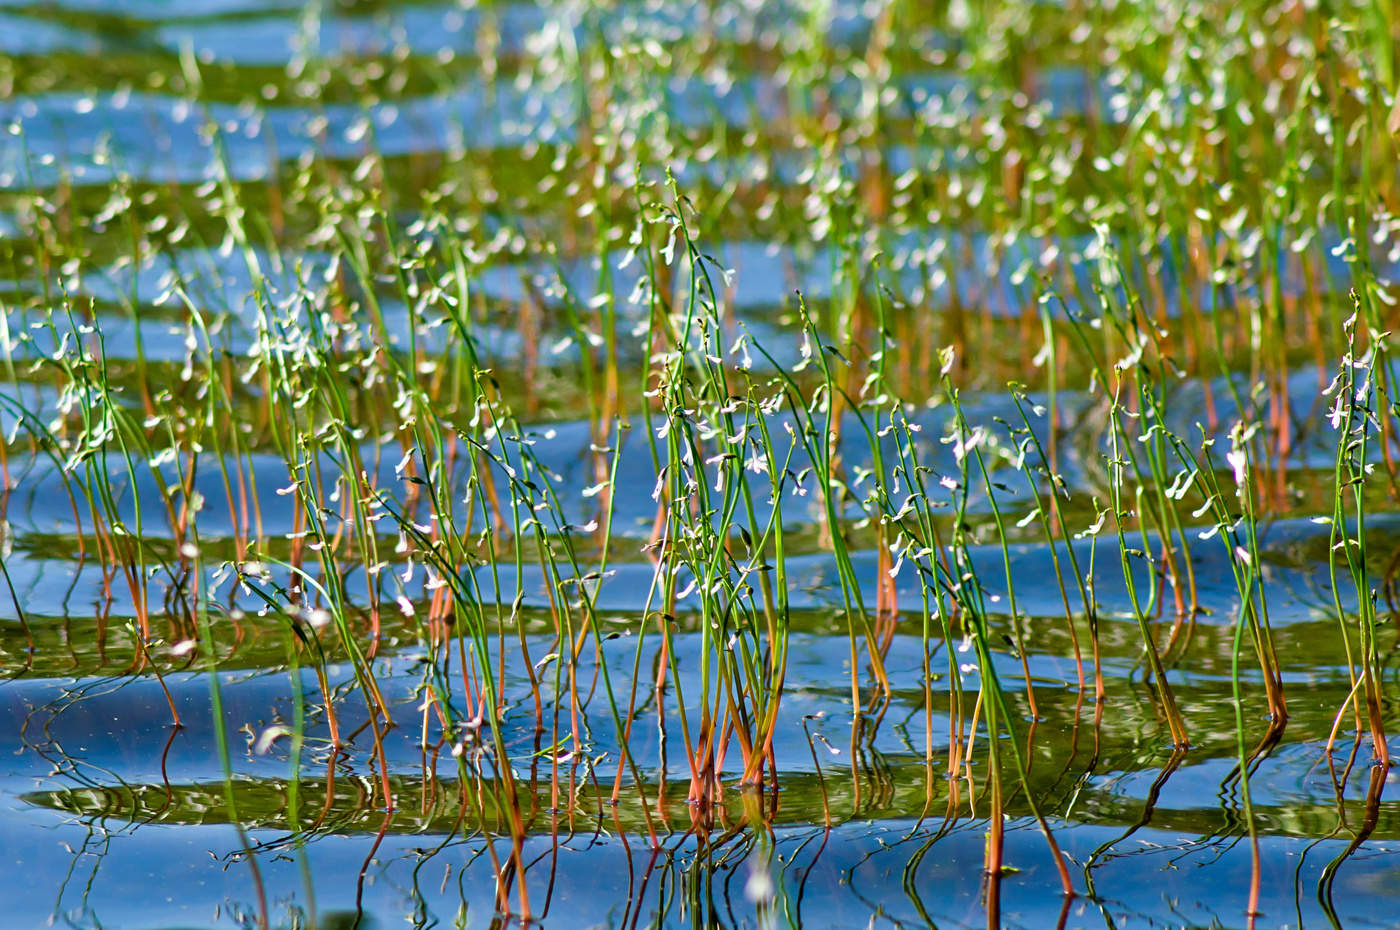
[792,827,832,930]
[150,723,180,822]
[800,715,832,828]
[1083,748,1188,899]
[1295,738,1368,929]
[982,858,1002,930]
[623,846,663,930]
[354,809,393,929]
[204,659,268,928]
[192,524,268,930]
[741,791,777,930]
[53,822,111,925]
[283,632,317,930]
[1317,765,1387,925]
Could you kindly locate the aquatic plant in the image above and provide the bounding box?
[2,1,1399,928]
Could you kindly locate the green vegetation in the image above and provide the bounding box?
[1,1,1399,928]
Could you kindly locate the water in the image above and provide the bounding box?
[2,2,1400,928]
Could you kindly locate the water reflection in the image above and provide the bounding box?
[4,0,1400,927]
